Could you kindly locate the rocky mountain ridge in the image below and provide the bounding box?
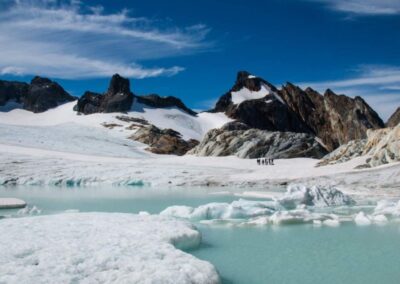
[211,71,385,151]
[74,74,196,116]
[0,77,75,113]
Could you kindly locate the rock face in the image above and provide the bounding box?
[0,77,75,113]
[210,71,384,152]
[318,124,400,168]
[386,107,400,127]
[280,84,385,151]
[74,74,134,114]
[188,122,327,159]
[136,94,197,115]
[75,74,196,116]
[211,71,312,134]
[130,125,199,156]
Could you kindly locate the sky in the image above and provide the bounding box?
[0,0,400,120]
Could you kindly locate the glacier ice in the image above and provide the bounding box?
[161,184,356,227]
[0,212,220,284]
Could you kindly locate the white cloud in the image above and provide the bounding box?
[299,65,400,121]
[0,0,210,79]
[315,0,400,16]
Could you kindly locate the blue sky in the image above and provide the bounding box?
[1,0,400,119]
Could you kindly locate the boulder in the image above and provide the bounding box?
[188,122,327,159]
[130,125,199,156]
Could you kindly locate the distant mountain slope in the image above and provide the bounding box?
[74,73,196,116]
[210,71,384,151]
[386,107,400,127]
[0,77,75,113]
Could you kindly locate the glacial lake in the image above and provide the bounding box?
[1,187,400,284]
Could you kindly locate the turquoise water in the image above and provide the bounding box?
[1,187,400,284]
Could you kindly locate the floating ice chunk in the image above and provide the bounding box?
[354,212,372,226]
[161,199,276,221]
[160,205,194,219]
[374,200,400,217]
[0,198,26,209]
[17,205,41,215]
[279,184,355,209]
[323,219,340,227]
[246,216,269,226]
[0,213,220,284]
[372,214,388,224]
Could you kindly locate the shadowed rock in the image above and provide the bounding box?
[74,74,134,114]
[386,107,400,127]
[0,77,75,113]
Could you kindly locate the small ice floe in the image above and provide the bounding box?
[354,212,372,226]
[0,198,26,209]
[18,205,41,215]
[373,200,400,217]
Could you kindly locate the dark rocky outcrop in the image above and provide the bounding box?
[74,74,196,116]
[280,84,385,151]
[0,77,75,113]
[136,94,197,115]
[211,71,312,134]
[130,125,199,156]
[74,74,134,114]
[386,107,400,127]
[188,121,327,159]
[210,71,385,152]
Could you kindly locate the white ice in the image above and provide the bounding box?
[0,198,26,209]
[0,212,220,284]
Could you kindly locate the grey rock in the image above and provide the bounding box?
[188,122,327,159]
[386,107,400,127]
[130,125,199,156]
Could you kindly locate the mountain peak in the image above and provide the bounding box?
[30,76,53,85]
[107,74,131,95]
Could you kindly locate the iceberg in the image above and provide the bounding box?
[278,184,355,209]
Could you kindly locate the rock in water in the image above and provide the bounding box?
[188,121,327,159]
[0,77,75,113]
[130,125,199,155]
[386,107,400,127]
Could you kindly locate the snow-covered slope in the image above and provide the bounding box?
[0,101,231,143]
[0,212,220,284]
[231,84,271,105]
